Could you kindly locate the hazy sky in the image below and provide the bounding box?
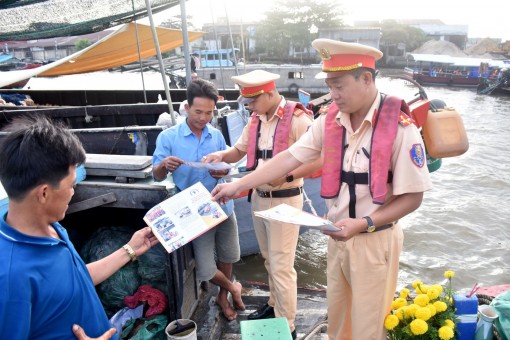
[154,0,509,42]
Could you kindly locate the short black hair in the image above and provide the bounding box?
[0,116,86,200]
[352,67,377,80]
[186,78,219,107]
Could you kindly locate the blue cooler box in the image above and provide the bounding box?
[454,294,478,340]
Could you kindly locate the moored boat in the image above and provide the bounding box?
[404,53,501,88]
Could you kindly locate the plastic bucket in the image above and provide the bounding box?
[165,319,197,340]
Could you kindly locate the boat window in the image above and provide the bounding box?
[288,72,304,79]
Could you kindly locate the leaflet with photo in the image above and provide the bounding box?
[254,203,339,232]
[143,182,227,253]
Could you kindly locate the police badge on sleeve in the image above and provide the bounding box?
[410,144,425,168]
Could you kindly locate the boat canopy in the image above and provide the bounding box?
[407,53,502,68]
[0,0,180,41]
[407,53,455,64]
[0,23,205,88]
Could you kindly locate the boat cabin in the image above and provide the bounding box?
[198,48,240,68]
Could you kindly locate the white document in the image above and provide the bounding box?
[254,203,339,232]
[143,182,227,253]
[184,161,233,171]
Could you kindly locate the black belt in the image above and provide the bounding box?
[360,221,397,233]
[256,187,302,198]
[256,149,273,159]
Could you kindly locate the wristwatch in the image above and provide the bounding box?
[286,174,294,183]
[362,216,376,233]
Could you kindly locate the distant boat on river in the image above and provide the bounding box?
[404,53,507,88]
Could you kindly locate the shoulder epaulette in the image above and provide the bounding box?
[398,112,414,127]
[293,108,304,117]
[319,104,330,115]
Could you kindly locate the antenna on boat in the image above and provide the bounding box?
[144,0,176,125]
[224,0,239,77]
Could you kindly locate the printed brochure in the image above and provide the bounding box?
[143,182,227,253]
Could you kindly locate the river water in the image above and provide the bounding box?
[234,72,510,293]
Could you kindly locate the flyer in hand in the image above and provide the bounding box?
[143,182,227,253]
[254,203,339,231]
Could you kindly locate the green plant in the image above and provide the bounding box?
[385,270,457,340]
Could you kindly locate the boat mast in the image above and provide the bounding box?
[179,0,193,86]
[144,0,176,125]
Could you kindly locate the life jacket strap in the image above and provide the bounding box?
[341,170,393,218]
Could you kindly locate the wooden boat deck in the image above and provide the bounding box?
[191,280,328,339]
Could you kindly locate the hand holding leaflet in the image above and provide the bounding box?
[254,203,339,231]
[184,161,233,171]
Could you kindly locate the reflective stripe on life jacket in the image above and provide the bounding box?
[246,100,311,170]
[320,95,411,208]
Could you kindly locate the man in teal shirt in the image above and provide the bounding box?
[152,78,245,320]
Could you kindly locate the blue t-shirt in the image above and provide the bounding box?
[152,121,234,216]
[0,215,117,339]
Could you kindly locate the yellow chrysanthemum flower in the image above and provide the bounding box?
[417,284,429,294]
[392,297,407,310]
[438,325,455,340]
[444,319,455,329]
[430,284,443,295]
[427,287,440,300]
[415,306,432,321]
[444,270,455,278]
[399,288,410,299]
[384,314,399,330]
[434,300,448,313]
[412,280,423,289]
[414,294,430,307]
[426,303,437,317]
[410,319,428,335]
[395,307,406,321]
[405,304,419,318]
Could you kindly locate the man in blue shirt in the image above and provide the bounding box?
[0,116,159,339]
[153,78,245,320]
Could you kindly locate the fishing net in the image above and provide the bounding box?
[0,0,180,41]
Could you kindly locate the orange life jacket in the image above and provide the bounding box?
[246,101,311,170]
[320,95,413,207]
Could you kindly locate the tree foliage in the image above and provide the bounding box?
[380,20,427,53]
[160,15,198,30]
[255,0,344,60]
[75,39,91,51]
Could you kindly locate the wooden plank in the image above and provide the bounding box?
[71,181,176,210]
[67,192,117,214]
[85,166,152,179]
[85,153,152,170]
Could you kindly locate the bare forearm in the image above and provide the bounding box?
[153,163,168,181]
[237,150,302,191]
[370,192,424,226]
[288,157,322,179]
[217,147,245,164]
[86,248,131,285]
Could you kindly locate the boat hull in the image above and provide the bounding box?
[405,69,480,87]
